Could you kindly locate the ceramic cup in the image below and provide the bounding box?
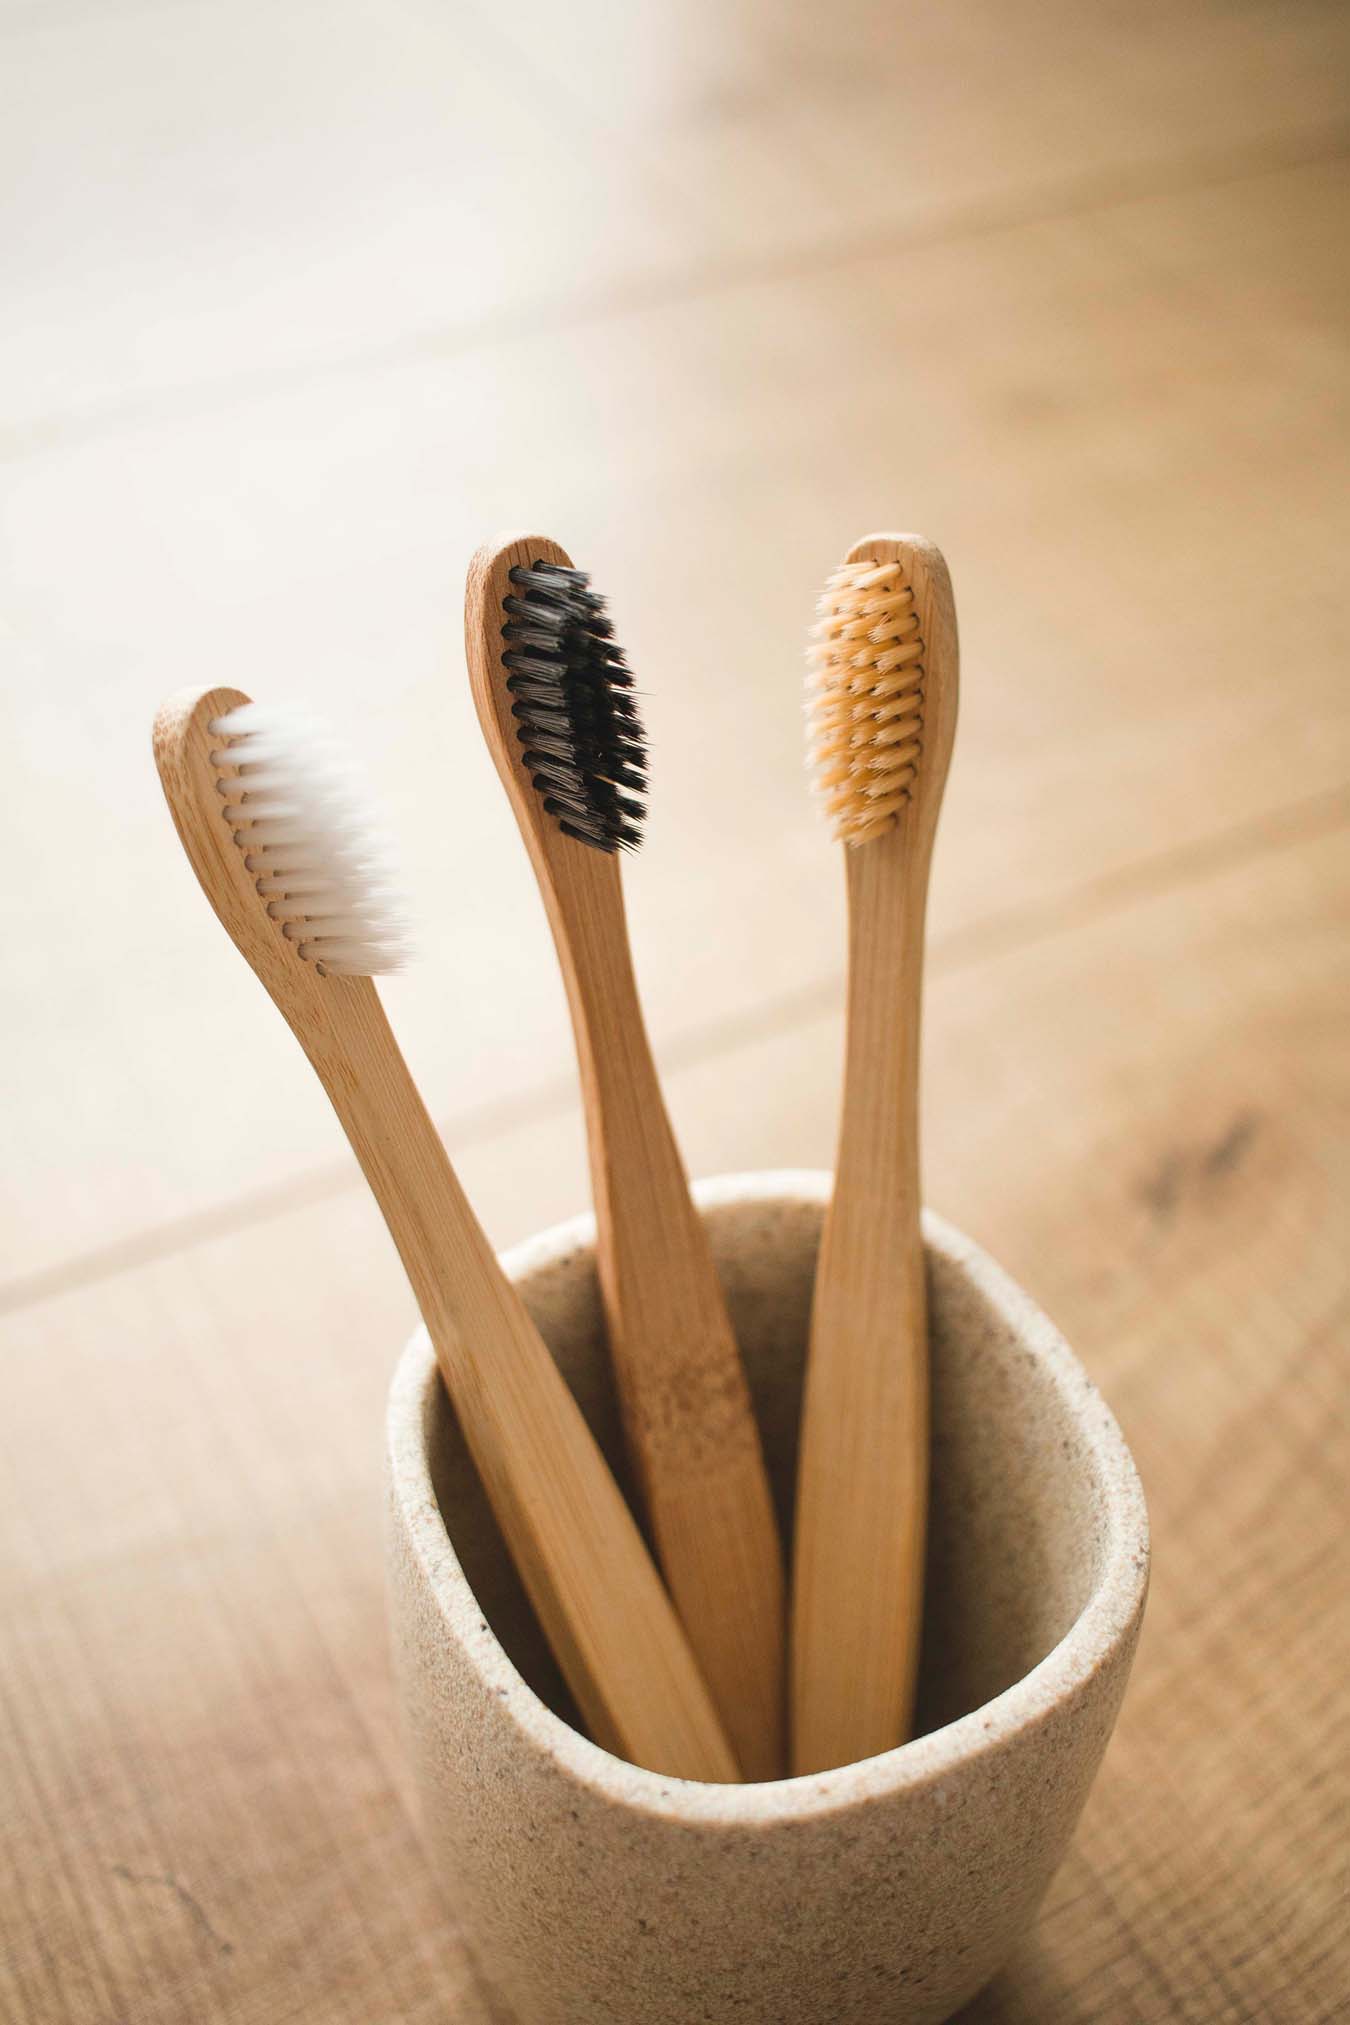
[386,1171,1148,2025]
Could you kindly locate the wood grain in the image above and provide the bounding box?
[4,154,1350,1287]
[465,533,785,1780]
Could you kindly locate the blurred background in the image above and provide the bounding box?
[2,2,1347,2020]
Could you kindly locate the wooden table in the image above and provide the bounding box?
[2,2,1347,2018]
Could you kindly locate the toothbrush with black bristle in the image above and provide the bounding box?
[791,533,959,1775]
[153,684,738,1784]
[466,534,787,1780]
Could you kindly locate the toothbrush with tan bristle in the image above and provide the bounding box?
[153,685,738,1784]
[791,533,959,1776]
[465,534,787,1780]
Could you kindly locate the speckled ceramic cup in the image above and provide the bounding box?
[386,1171,1148,2025]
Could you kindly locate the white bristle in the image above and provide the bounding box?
[208,702,410,977]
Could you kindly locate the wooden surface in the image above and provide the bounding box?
[1,0,1348,2017]
[466,532,785,1781]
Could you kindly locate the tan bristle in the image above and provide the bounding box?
[805,558,926,845]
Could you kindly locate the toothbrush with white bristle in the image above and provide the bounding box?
[154,685,739,1784]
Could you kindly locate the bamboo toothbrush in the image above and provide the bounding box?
[791,533,958,1776]
[465,535,786,1781]
[154,685,738,1784]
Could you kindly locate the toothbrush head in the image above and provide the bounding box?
[154,687,409,987]
[473,539,648,856]
[805,534,957,850]
[207,701,409,975]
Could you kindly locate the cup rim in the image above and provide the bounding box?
[387,1168,1149,1825]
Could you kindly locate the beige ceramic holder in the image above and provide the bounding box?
[387,1173,1149,2025]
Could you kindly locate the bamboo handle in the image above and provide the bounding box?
[791,531,956,1774]
[299,980,739,1783]
[550,860,787,1780]
[464,535,786,1779]
[792,829,931,1775]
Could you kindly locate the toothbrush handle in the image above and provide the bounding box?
[792,831,930,1775]
[548,856,787,1781]
[304,979,740,1784]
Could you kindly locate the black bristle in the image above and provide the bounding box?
[502,560,648,853]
